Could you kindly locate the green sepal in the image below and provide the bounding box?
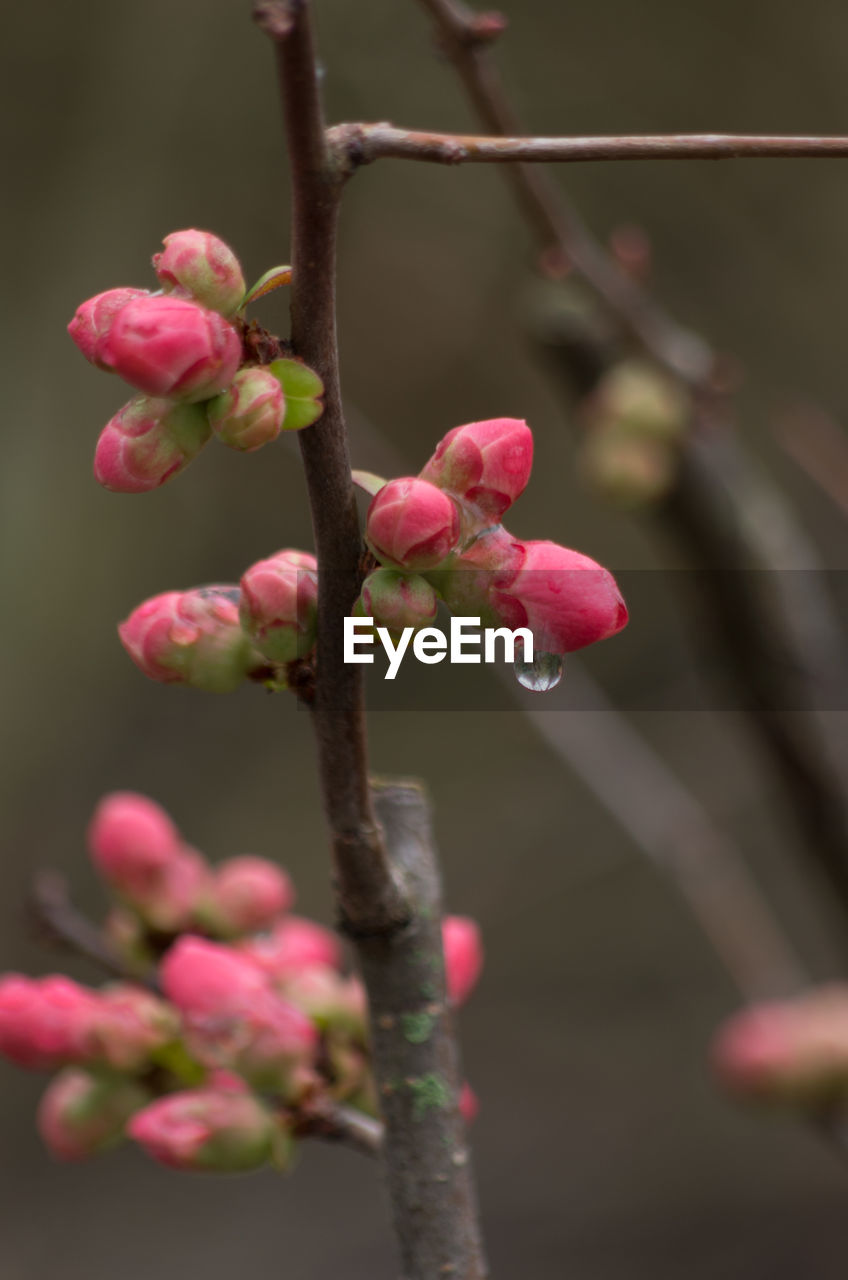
[268,358,325,431]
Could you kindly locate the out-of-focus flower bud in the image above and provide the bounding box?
[282,967,367,1037]
[586,360,689,443]
[420,417,533,522]
[712,986,848,1103]
[142,846,211,934]
[152,230,246,318]
[491,540,628,655]
[119,586,262,693]
[37,1069,148,1161]
[366,479,460,571]
[99,295,242,403]
[88,792,182,897]
[84,985,179,1072]
[68,288,150,370]
[443,916,483,1006]
[0,976,97,1070]
[94,395,212,493]
[239,550,318,666]
[459,1081,479,1125]
[358,569,438,633]
[199,856,295,937]
[160,937,318,1093]
[579,428,677,508]
[128,1084,280,1172]
[104,907,154,976]
[207,367,286,453]
[237,916,342,982]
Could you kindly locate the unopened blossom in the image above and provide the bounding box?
[152,229,246,318]
[0,976,97,1070]
[94,395,211,493]
[68,287,149,370]
[238,915,342,982]
[87,792,182,897]
[128,1084,280,1172]
[239,550,318,665]
[420,417,534,522]
[200,856,295,936]
[207,367,286,452]
[358,568,438,633]
[38,1069,148,1161]
[366,478,461,571]
[443,916,483,1006]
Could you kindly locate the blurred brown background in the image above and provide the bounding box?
[3,0,848,1275]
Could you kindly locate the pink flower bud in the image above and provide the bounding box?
[282,967,367,1036]
[443,916,483,1006]
[99,295,242,403]
[68,288,149,370]
[239,550,318,666]
[144,846,212,933]
[207,367,285,452]
[201,856,295,936]
[459,1081,479,1125]
[128,1086,278,1172]
[712,987,848,1102]
[94,395,212,493]
[38,1069,148,1161]
[119,586,261,693]
[237,916,342,981]
[435,525,526,624]
[160,937,318,1091]
[366,478,461,571]
[491,540,628,654]
[88,791,182,897]
[359,569,438,633]
[0,976,97,1070]
[420,417,534,521]
[152,229,246,318]
[84,985,179,1072]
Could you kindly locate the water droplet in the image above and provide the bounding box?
[514,651,563,692]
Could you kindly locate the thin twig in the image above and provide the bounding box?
[333,123,848,167]
[292,1097,384,1157]
[28,872,151,986]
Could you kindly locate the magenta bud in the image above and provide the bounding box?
[712,987,848,1103]
[0,976,97,1070]
[87,791,182,897]
[152,229,246,318]
[119,586,261,693]
[491,540,628,654]
[420,417,534,521]
[84,985,179,1072]
[128,1085,278,1172]
[99,295,242,403]
[365,478,461,570]
[94,395,212,493]
[207,367,285,452]
[38,1069,148,1162]
[359,569,438,632]
[459,1081,479,1125]
[239,549,318,666]
[68,287,149,370]
[237,915,342,981]
[443,916,483,1006]
[200,856,295,936]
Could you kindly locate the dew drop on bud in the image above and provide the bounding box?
[513,651,564,692]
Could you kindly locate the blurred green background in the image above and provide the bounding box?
[3,0,848,1275]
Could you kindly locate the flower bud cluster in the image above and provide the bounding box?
[0,794,482,1172]
[359,418,628,656]
[119,549,319,693]
[69,230,322,494]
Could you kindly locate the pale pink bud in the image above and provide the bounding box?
[160,936,268,1014]
[128,1086,278,1172]
[712,986,848,1102]
[152,229,246,318]
[0,976,97,1070]
[443,916,483,1006]
[38,1069,148,1161]
[84,985,179,1072]
[99,295,242,403]
[201,856,295,936]
[238,915,342,981]
[94,395,211,493]
[119,586,261,693]
[207,367,285,452]
[282,967,367,1036]
[366,478,461,571]
[491,540,628,654]
[239,550,318,665]
[420,417,534,521]
[87,791,182,897]
[359,569,438,633]
[141,845,211,933]
[68,287,149,370]
[459,1081,479,1124]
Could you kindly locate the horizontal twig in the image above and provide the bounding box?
[332,123,848,168]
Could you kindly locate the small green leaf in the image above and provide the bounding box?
[351,469,389,497]
[268,357,325,431]
[240,265,293,310]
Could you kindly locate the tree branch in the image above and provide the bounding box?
[334,122,848,167]
[28,872,151,986]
